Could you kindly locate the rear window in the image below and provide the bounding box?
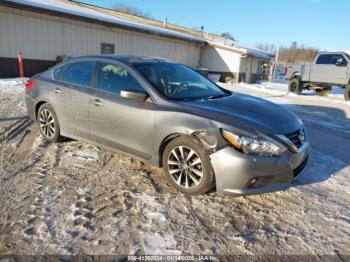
[316,55,331,64]
[62,62,95,87]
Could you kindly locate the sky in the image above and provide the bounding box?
[79,0,349,51]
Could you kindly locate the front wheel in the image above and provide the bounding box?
[162,136,215,195]
[37,103,61,143]
[345,84,350,101]
[288,77,303,95]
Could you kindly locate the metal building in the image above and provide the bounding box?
[0,0,202,78]
[200,41,274,83]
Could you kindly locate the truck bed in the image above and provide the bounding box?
[286,64,311,81]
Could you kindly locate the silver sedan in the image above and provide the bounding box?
[25,55,310,195]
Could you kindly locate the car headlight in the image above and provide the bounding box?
[221,129,286,157]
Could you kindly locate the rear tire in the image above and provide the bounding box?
[345,84,350,101]
[37,103,61,143]
[162,136,215,195]
[288,77,303,95]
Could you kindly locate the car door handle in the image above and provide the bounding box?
[54,88,62,93]
[90,99,102,106]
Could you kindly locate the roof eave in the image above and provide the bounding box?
[1,0,204,44]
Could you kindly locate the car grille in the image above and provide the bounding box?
[286,129,305,148]
[293,156,309,177]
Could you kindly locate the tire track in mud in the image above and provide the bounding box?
[0,116,32,143]
[61,152,146,254]
[20,140,74,254]
[0,116,33,170]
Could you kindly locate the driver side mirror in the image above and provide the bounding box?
[336,59,347,67]
[120,90,149,102]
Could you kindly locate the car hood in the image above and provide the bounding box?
[181,92,303,134]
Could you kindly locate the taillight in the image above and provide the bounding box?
[25,79,36,91]
[284,66,288,75]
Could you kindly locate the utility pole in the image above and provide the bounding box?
[271,47,280,82]
[200,26,204,40]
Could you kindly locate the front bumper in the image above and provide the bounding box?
[210,142,310,195]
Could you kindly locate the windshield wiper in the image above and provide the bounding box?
[207,94,229,100]
[175,94,229,102]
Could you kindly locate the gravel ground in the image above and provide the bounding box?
[0,80,349,258]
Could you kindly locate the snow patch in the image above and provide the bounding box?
[222,81,349,105]
[143,232,181,255]
[138,193,181,255]
[0,78,27,94]
[66,148,100,161]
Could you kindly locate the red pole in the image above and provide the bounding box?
[18,51,24,77]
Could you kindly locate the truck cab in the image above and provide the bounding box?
[310,52,350,85]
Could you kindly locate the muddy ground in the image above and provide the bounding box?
[0,80,349,258]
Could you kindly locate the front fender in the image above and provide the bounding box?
[154,111,221,150]
[291,72,301,79]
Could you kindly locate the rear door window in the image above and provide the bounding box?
[62,62,96,87]
[316,55,331,64]
[97,63,144,94]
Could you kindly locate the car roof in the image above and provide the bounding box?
[67,54,175,65]
[318,52,348,55]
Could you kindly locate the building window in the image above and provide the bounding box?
[101,43,115,54]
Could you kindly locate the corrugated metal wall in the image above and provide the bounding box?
[199,46,242,73]
[0,6,200,67]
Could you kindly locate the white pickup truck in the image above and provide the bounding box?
[285,52,350,100]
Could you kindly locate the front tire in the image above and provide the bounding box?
[37,103,61,143]
[162,136,215,195]
[288,77,303,95]
[345,84,350,101]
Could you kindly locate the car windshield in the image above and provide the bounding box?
[133,62,228,101]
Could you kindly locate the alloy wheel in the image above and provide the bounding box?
[39,109,55,138]
[167,146,203,189]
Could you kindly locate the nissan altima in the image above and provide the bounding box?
[25,55,310,195]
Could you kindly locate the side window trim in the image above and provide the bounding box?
[91,62,100,89]
[339,55,348,66]
[53,65,65,81]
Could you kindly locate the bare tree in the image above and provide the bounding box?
[256,42,319,63]
[112,2,152,18]
[255,43,277,54]
[278,44,319,63]
[220,32,235,41]
[290,41,298,49]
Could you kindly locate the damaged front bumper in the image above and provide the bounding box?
[210,142,310,195]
